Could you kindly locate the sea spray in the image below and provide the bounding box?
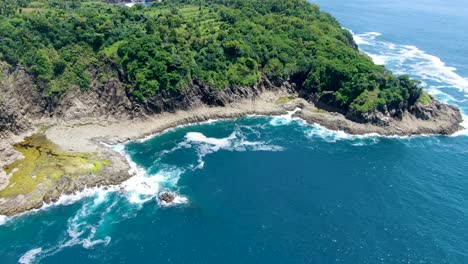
[113,144,188,205]
[269,107,302,126]
[0,214,7,226]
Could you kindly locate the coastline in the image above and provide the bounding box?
[0,89,464,217]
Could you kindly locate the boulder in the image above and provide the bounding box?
[158,192,175,204]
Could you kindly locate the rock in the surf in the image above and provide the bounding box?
[158,192,176,204]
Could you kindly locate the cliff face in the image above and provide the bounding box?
[0,64,294,137]
[0,62,463,138]
[0,67,42,137]
[0,104,30,137]
[0,62,464,216]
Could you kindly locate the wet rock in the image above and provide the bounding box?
[158,192,175,204]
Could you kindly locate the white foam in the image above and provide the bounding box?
[269,107,302,126]
[4,142,188,231]
[184,128,284,169]
[20,195,119,263]
[451,113,468,137]
[82,236,111,249]
[427,86,467,104]
[114,144,186,204]
[353,31,468,94]
[0,215,7,225]
[19,248,42,264]
[136,119,220,143]
[158,192,189,207]
[42,186,115,210]
[120,173,165,204]
[353,31,382,45]
[305,123,381,144]
[185,131,235,149]
[351,30,468,136]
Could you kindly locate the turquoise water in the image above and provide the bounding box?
[1,1,468,263]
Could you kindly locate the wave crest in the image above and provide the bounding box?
[353,30,468,95]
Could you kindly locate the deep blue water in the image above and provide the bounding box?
[1,1,468,263]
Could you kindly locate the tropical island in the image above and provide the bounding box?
[0,0,462,216]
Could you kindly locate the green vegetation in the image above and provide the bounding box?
[0,133,110,197]
[312,108,327,114]
[275,96,296,105]
[0,0,426,117]
[417,91,432,106]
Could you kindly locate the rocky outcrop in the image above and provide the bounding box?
[0,60,464,216]
[0,148,130,216]
[0,104,31,137]
[51,67,137,120]
[158,192,175,204]
[290,96,462,136]
[0,65,44,137]
[0,63,294,137]
[0,59,461,138]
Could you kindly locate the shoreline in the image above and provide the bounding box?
[0,90,464,217]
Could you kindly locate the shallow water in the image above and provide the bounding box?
[1,0,468,263]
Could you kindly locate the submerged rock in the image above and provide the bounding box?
[158,192,176,204]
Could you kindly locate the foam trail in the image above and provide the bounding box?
[353,31,381,46]
[185,131,236,149]
[352,31,468,94]
[351,30,468,137]
[19,192,120,263]
[305,123,381,144]
[18,248,42,264]
[42,186,117,210]
[184,128,284,169]
[426,87,464,103]
[136,119,219,143]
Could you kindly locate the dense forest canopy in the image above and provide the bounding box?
[0,0,427,118]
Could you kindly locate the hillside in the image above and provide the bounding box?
[0,0,460,135]
[0,0,463,216]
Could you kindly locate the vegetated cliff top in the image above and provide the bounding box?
[0,0,433,121]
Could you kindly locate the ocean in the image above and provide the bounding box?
[1,0,468,263]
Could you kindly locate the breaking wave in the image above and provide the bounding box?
[0,215,7,225]
[305,124,380,145]
[269,107,302,126]
[10,96,468,263]
[352,30,468,134]
[353,31,468,94]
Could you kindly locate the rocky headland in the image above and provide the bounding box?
[0,63,463,216]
